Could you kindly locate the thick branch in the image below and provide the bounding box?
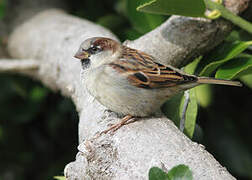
[6,1,249,178]
[125,16,228,67]
[0,59,39,78]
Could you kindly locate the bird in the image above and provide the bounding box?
[74,37,242,134]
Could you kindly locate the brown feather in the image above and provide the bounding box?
[93,37,119,53]
[109,46,198,89]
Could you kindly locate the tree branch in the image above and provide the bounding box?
[0,59,39,72]
[6,0,250,178]
[0,59,39,78]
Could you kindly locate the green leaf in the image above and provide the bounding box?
[180,59,199,138]
[198,41,252,76]
[195,84,212,108]
[238,30,252,42]
[163,59,199,138]
[215,55,252,80]
[149,167,169,180]
[127,0,165,34]
[180,89,198,138]
[162,92,183,127]
[240,74,252,89]
[167,164,193,180]
[184,56,201,75]
[225,30,242,42]
[54,176,66,180]
[225,30,252,42]
[137,0,206,17]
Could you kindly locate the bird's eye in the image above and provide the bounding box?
[89,46,101,54]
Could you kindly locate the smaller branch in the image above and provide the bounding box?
[205,0,252,33]
[0,59,39,73]
[180,90,190,132]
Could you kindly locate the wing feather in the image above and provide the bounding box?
[109,46,197,89]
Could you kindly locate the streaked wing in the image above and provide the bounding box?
[109,46,197,89]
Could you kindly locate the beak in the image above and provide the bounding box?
[74,50,90,60]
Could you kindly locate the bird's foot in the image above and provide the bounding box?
[100,115,134,134]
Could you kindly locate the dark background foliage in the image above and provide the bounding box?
[0,0,251,179]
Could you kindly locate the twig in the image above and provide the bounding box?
[204,0,252,34]
[0,59,39,72]
[180,90,190,132]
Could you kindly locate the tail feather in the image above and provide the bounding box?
[197,77,242,87]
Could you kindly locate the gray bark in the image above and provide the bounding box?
[3,1,249,179]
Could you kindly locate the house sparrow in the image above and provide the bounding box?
[74,37,242,133]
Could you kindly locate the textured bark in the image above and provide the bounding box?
[4,1,250,179]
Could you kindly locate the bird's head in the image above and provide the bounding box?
[74,37,121,69]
